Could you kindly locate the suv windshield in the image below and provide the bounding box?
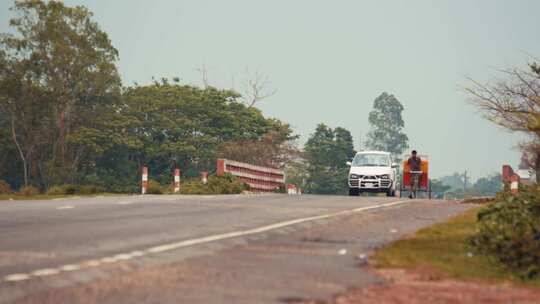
[352,154,390,167]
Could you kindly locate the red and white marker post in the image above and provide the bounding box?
[510,174,519,195]
[173,168,181,193]
[141,166,148,194]
[200,171,209,184]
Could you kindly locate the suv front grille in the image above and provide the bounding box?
[349,175,391,189]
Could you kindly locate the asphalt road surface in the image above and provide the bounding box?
[0,194,473,303]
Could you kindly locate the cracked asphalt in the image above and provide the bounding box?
[0,194,472,303]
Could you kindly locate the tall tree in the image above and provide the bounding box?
[467,62,540,182]
[0,0,121,187]
[304,124,356,194]
[365,92,409,161]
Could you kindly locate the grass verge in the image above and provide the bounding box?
[372,207,540,287]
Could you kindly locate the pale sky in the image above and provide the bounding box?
[2,0,538,179]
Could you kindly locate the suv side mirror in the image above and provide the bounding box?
[391,163,398,168]
[346,161,352,167]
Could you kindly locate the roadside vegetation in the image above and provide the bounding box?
[373,187,540,286]
[0,1,295,196]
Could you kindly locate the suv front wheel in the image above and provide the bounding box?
[349,188,359,196]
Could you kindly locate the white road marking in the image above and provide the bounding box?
[60,264,80,271]
[4,274,30,282]
[2,200,409,284]
[32,268,60,276]
[56,205,74,210]
[100,257,117,263]
[83,260,101,267]
[117,201,134,205]
[130,251,145,257]
[146,200,409,254]
[113,254,133,260]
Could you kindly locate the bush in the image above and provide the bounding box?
[79,185,105,195]
[146,180,164,194]
[47,186,67,195]
[0,180,13,194]
[470,186,540,280]
[19,186,40,196]
[46,184,83,195]
[180,174,247,195]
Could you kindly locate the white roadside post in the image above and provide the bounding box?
[141,166,148,194]
[200,171,208,185]
[174,168,181,193]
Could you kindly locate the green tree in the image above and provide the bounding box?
[0,0,121,187]
[304,124,356,194]
[472,173,501,196]
[365,92,409,161]
[120,81,293,183]
[430,179,451,198]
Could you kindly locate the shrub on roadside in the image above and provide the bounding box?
[0,180,13,194]
[146,180,164,194]
[47,185,67,195]
[180,174,247,195]
[47,184,105,195]
[46,184,82,195]
[79,185,105,195]
[470,186,540,280]
[18,186,40,196]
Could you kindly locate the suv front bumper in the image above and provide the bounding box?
[349,178,392,190]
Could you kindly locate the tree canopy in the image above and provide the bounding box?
[303,124,356,194]
[365,92,409,161]
[0,1,295,192]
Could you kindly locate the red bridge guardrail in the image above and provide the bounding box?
[216,158,285,192]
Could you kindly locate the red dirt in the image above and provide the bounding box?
[315,268,540,304]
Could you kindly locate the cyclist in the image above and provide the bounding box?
[407,150,422,199]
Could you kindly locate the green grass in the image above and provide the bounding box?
[373,207,540,287]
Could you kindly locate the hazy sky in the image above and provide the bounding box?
[2,0,539,179]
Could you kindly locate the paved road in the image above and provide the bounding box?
[0,194,472,303]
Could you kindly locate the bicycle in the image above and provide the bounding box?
[409,170,422,199]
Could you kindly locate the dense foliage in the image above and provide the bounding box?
[0,1,293,194]
[302,124,355,194]
[365,92,409,161]
[470,186,540,280]
[180,174,247,195]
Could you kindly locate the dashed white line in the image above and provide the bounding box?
[4,274,30,282]
[83,260,101,267]
[60,264,80,272]
[117,201,134,205]
[32,268,60,276]
[56,205,74,210]
[3,200,409,284]
[146,200,409,254]
[100,257,117,263]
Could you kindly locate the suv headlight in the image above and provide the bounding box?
[350,174,360,179]
[380,174,390,179]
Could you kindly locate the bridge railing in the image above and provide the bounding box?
[216,158,285,192]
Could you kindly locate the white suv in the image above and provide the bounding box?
[347,151,397,197]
